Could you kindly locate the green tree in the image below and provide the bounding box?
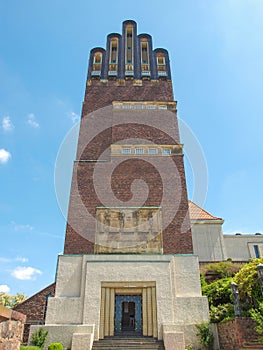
[0,292,26,308]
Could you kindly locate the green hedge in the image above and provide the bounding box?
[20,346,42,350]
[48,343,63,350]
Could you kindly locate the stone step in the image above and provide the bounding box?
[92,336,165,350]
[241,341,263,350]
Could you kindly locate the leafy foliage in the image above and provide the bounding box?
[200,258,263,322]
[209,303,234,323]
[202,277,232,306]
[20,347,42,350]
[196,322,214,350]
[48,343,63,350]
[202,277,233,322]
[201,261,242,282]
[233,257,263,309]
[250,302,263,344]
[30,327,48,349]
[0,292,26,308]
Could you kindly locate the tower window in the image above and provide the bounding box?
[125,26,134,74]
[122,148,131,154]
[141,41,150,74]
[109,38,118,75]
[110,39,118,64]
[157,56,165,65]
[135,148,144,155]
[92,52,102,74]
[157,54,167,76]
[148,148,158,155]
[162,148,171,155]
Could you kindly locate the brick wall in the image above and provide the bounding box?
[13,283,55,344]
[64,154,193,255]
[82,79,174,114]
[64,78,193,255]
[218,318,259,350]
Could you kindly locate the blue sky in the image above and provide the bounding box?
[0,0,263,297]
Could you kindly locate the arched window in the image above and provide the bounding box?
[92,52,102,75]
[125,26,134,75]
[141,40,150,76]
[109,38,118,76]
[157,54,167,77]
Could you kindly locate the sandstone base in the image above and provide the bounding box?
[35,254,209,349]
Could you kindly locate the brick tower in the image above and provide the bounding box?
[64,19,193,256]
[30,21,209,350]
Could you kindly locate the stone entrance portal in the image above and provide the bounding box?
[114,295,142,333]
[99,282,157,339]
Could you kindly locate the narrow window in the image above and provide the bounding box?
[93,52,102,73]
[125,26,134,74]
[109,38,118,75]
[157,54,167,76]
[141,41,150,74]
[254,245,260,258]
[122,148,131,154]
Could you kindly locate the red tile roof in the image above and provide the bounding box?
[188,200,222,221]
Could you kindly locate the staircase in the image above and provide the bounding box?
[240,341,263,350]
[92,336,165,350]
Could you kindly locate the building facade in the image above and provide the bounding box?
[16,19,263,349]
[25,20,211,350]
[189,201,263,262]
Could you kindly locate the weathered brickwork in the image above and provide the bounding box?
[13,283,55,344]
[64,78,193,255]
[82,80,174,115]
[218,318,259,350]
[64,153,192,254]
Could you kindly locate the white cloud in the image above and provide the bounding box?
[11,266,42,280]
[69,112,80,124]
[2,116,14,131]
[13,223,34,231]
[27,113,40,128]
[0,285,10,293]
[15,257,29,263]
[0,149,11,164]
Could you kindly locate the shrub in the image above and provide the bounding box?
[48,343,63,350]
[201,261,242,282]
[250,302,263,344]
[20,347,42,350]
[234,257,263,309]
[30,327,48,348]
[209,303,234,323]
[196,322,214,350]
[202,277,232,306]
